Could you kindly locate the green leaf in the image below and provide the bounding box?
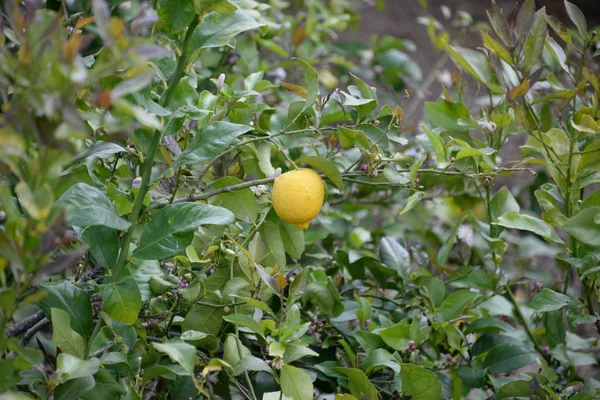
[280,365,313,400]
[564,0,587,39]
[260,220,287,269]
[191,9,264,50]
[437,290,480,322]
[194,0,235,14]
[153,339,198,375]
[233,356,273,376]
[269,214,305,260]
[421,125,448,168]
[490,187,520,221]
[54,376,95,400]
[81,226,119,269]
[425,99,471,131]
[379,237,410,279]
[223,314,265,339]
[496,380,532,400]
[129,259,162,302]
[457,366,487,388]
[494,211,564,245]
[157,0,195,34]
[437,217,465,265]
[332,367,378,400]
[212,176,258,222]
[523,8,548,74]
[170,122,253,170]
[378,320,411,350]
[401,364,442,400]
[183,303,224,335]
[483,343,538,373]
[530,288,573,312]
[100,277,142,324]
[304,282,343,317]
[361,349,400,375]
[487,2,512,47]
[337,127,370,149]
[56,353,100,382]
[81,369,126,400]
[562,206,600,246]
[134,203,234,260]
[57,183,130,230]
[292,58,319,114]
[51,308,85,358]
[296,156,343,191]
[399,191,425,215]
[444,44,504,94]
[481,31,512,64]
[40,281,93,337]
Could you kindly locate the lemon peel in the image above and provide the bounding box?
[271,168,324,230]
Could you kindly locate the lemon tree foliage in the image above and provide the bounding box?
[1,0,600,398]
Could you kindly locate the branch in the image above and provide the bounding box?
[20,317,50,347]
[114,16,201,273]
[5,311,45,338]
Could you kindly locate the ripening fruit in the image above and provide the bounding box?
[271,168,324,230]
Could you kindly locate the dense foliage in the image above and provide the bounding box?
[1,0,600,398]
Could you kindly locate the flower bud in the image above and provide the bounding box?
[450,157,456,163]
[132,177,142,188]
[217,73,225,91]
[360,164,368,172]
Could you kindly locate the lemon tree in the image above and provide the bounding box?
[1,0,600,399]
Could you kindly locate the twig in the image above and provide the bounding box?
[506,287,548,359]
[5,311,45,338]
[20,317,50,346]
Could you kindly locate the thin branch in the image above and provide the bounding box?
[6,311,45,338]
[20,317,50,346]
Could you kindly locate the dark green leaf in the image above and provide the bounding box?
[212,177,258,222]
[54,376,95,400]
[134,203,234,260]
[494,211,564,245]
[153,340,198,375]
[57,183,130,230]
[100,277,142,325]
[437,290,479,322]
[332,367,378,400]
[530,288,573,312]
[379,237,410,279]
[425,99,470,131]
[170,122,253,170]
[483,343,538,373]
[157,0,194,34]
[401,364,442,400]
[40,281,93,337]
[81,226,119,269]
[191,10,264,50]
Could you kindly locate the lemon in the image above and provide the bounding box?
[271,168,324,230]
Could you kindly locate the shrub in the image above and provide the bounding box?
[1,0,600,399]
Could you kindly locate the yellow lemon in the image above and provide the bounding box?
[271,168,324,230]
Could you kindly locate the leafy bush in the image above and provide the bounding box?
[1,0,600,399]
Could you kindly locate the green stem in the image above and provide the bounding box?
[114,16,200,274]
[161,16,200,108]
[228,210,270,400]
[506,287,547,358]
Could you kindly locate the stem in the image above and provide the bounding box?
[506,287,547,358]
[228,211,270,400]
[161,16,200,108]
[114,16,200,273]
